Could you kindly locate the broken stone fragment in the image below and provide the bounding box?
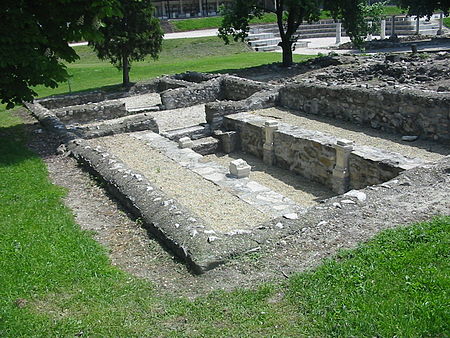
[229,159,251,178]
[401,135,419,142]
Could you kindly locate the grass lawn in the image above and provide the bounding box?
[1,35,449,336]
[170,6,405,32]
[0,111,448,335]
[444,17,450,29]
[36,36,313,98]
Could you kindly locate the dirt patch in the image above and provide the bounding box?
[230,49,450,93]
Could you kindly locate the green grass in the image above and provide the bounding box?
[382,5,406,16]
[170,6,405,32]
[171,13,278,31]
[444,17,450,29]
[35,36,313,98]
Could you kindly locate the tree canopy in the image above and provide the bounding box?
[0,0,120,108]
[395,0,450,17]
[89,0,164,87]
[219,0,380,66]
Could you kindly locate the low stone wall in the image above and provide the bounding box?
[37,77,190,109]
[38,91,110,109]
[273,127,337,188]
[53,100,128,124]
[206,89,279,130]
[279,83,450,143]
[160,78,222,109]
[349,145,424,190]
[221,76,273,101]
[74,113,159,139]
[223,113,426,192]
[24,102,79,143]
[171,71,220,83]
[67,139,259,274]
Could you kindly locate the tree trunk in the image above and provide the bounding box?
[280,40,293,67]
[122,53,130,87]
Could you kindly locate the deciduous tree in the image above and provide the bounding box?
[0,0,120,108]
[89,0,164,87]
[219,0,375,67]
[395,0,449,17]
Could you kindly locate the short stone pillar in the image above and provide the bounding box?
[263,120,279,165]
[178,137,194,149]
[336,22,342,44]
[380,19,386,39]
[415,16,420,35]
[332,139,354,194]
[437,12,444,35]
[230,159,251,178]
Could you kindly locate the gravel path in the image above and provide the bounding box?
[204,151,335,207]
[88,134,269,232]
[252,108,449,162]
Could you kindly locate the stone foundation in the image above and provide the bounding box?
[279,83,450,143]
[223,112,426,193]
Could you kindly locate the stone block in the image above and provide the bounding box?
[229,159,251,178]
[178,137,194,149]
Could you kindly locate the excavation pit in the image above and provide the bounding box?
[26,68,450,274]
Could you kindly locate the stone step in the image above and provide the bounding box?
[161,124,211,141]
[254,40,310,52]
[192,136,220,155]
[248,38,281,47]
[247,32,276,40]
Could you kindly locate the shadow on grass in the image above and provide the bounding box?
[0,123,35,167]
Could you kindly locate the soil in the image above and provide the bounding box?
[230,49,450,92]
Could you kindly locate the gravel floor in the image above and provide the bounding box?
[204,151,335,207]
[252,108,450,162]
[119,93,161,110]
[88,134,269,232]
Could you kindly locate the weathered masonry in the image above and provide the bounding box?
[26,71,450,274]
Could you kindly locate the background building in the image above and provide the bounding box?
[151,0,276,19]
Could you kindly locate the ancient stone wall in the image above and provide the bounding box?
[221,76,273,101]
[349,145,424,190]
[53,100,128,124]
[160,78,222,109]
[206,89,279,130]
[37,77,190,109]
[171,71,220,83]
[223,113,425,192]
[38,91,110,109]
[279,83,450,143]
[273,127,337,188]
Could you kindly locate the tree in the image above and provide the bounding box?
[0,0,120,108]
[395,0,449,17]
[219,0,373,67]
[89,0,164,87]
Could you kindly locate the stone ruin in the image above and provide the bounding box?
[26,68,450,274]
